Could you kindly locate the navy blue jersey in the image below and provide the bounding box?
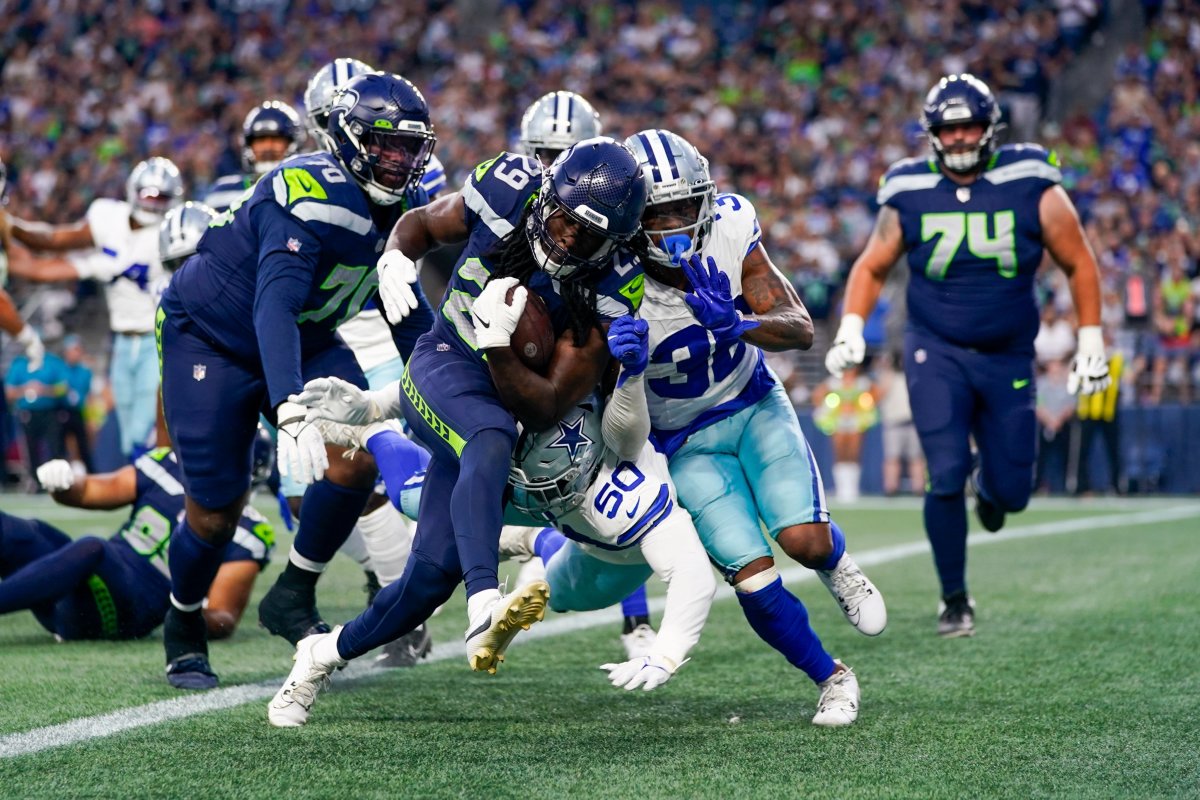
[433,151,645,360]
[879,144,1062,352]
[203,172,257,213]
[162,152,431,406]
[109,448,274,582]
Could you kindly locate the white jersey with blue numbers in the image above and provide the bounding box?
[420,153,448,198]
[433,151,644,359]
[70,199,163,334]
[880,143,1062,352]
[642,192,774,456]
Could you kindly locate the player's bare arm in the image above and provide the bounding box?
[6,214,94,252]
[385,191,469,258]
[488,324,610,432]
[1039,185,1102,327]
[0,289,26,336]
[5,244,82,283]
[842,205,904,318]
[50,465,139,510]
[739,243,814,351]
[204,561,261,639]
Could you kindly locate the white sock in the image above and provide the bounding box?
[288,546,328,574]
[357,502,412,586]
[339,527,372,569]
[313,625,347,667]
[833,462,861,503]
[466,588,501,623]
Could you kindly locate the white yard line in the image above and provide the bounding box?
[2,503,1198,759]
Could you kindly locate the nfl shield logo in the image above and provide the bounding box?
[287,238,302,253]
[193,364,207,381]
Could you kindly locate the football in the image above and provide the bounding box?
[507,284,555,374]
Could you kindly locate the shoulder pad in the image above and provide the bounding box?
[876,157,943,206]
[462,151,540,239]
[267,155,375,235]
[712,192,762,255]
[985,144,1062,185]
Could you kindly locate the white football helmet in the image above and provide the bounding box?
[126,157,184,226]
[159,201,218,272]
[519,91,603,167]
[624,129,716,269]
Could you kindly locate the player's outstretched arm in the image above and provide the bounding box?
[384,191,469,260]
[739,243,814,351]
[36,461,138,510]
[204,561,261,639]
[377,192,469,324]
[4,212,94,252]
[5,244,83,283]
[602,316,651,460]
[826,205,905,376]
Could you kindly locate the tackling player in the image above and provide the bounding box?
[825,74,1109,637]
[284,137,650,681]
[155,72,436,688]
[628,128,884,725]
[4,158,184,458]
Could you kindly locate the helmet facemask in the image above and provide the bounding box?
[642,192,714,270]
[927,120,997,174]
[526,187,626,282]
[339,117,435,205]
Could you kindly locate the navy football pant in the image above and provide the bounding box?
[905,331,1036,597]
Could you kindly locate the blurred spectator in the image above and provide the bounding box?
[875,351,924,496]
[1034,358,1076,493]
[812,364,878,503]
[1034,304,1076,365]
[4,348,68,487]
[59,334,94,472]
[1075,341,1124,495]
[1149,242,1194,403]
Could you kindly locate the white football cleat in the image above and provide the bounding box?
[812,660,860,727]
[620,623,657,660]
[817,553,887,636]
[268,626,346,728]
[464,581,550,674]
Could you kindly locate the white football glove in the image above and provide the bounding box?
[377,249,420,323]
[599,654,678,692]
[276,401,329,485]
[16,325,44,372]
[825,313,866,377]
[472,277,526,350]
[1068,325,1111,396]
[36,459,75,493]
[289,376,394,425]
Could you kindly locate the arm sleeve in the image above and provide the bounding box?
[387,279,434,363]
[251,202,321,408]
[601,374,651,461]
[636,509,717,667]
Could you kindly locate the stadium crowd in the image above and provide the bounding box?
[0,0,1196,485]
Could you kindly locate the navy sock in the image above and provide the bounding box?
[925,491,968,597]
[366,429,430,510]
[293,478,373,565]
[818,520,848,571]
[169,519,226,608]
[451,430,513,597]
[338,551,459,660]
[737,575,835,683]
[619,584,649,619]
[0,536,105,614]
[533,527,566,564]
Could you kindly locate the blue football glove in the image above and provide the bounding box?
[607,315,649,386]
[681,254,759,342]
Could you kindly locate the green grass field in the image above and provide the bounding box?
[1,496,1198,799]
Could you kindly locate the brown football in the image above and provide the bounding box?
[506,284,555,374]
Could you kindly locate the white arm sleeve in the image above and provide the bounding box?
[601,374,651,462]
[68,251,111,281]
[636,509,717,667]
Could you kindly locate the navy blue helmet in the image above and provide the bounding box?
[920,74,1002,174]
[526,136,649,282]
[242,100,306,175]
[251,424,275,487]
[328,72,436,206]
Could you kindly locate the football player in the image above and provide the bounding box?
[155,72,436,688]
[0,157,45,371]
[4,158,184,458]
[204,101,307,213]
[278,137,650,692]
[0,434,274,647]
[825,74,1109,637]
[628,129,885,725]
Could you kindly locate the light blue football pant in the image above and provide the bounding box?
[280,355,408,498]
[544,543,654,614]
[669,382,829,582]
[110,332,160,457]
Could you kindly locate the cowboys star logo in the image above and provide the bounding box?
[547,414,593,461]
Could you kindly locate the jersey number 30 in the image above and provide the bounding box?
[921,210,1016,280]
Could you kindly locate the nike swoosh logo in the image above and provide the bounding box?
[625,499,641,519]
[476,317,490,328]
[1012,378,1030,389]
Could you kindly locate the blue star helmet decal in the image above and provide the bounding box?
[547,413,594,461]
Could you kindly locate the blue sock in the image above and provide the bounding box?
[0,536,106,614]
[619,585,649,619]
[293,479,373,565]
[366,429,430,510]
[924,491,968,597]
[168,519,226,608]
[533,527,566,564]
[737,575,835,683]
[818,520,848,571]
[450,430,513,597]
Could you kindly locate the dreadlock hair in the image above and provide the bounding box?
[486,203,647,348]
